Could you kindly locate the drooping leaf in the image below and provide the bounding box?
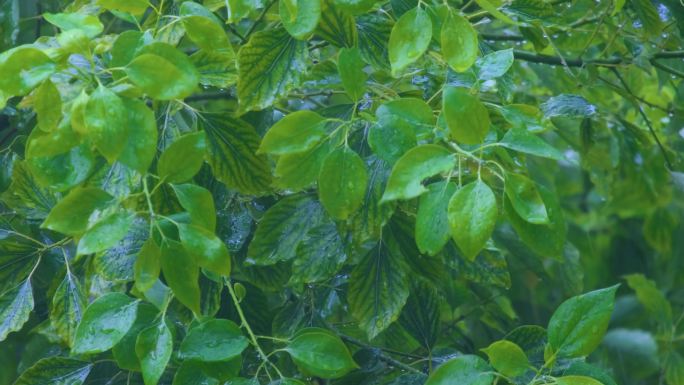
[285,328,358,379]
[381,145,456,202]
[504,173,548,225]
[134,238,161,293]
[119,98,158,173]
[416,181,457,256]
[72,293,140,355]
[441,11,478,72]
[443,87,490,145]
[179,319,248,362]
[34,79,62,132]
[338,47,367,101]
[388,7,432,76]
[136,319,173,385]
[547,285,619,358]
[318,146,368,220]
[160,240,201,315]
[84,84,128,163]
[447,180,498,260]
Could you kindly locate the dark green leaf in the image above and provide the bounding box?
[50,271,86,346]
[72,293,139,355]
[0,280,33,342]
[416,181,457,256]
[171,184,216,231]
[158,131,206,183]
[13,357,92,385]
[160,240,201,315]
[179,319,248,362]
[338,47,367,101]
[285,328,358,379]
[447,180,498,260]
[547,285,619,358]
[318,146,368,219]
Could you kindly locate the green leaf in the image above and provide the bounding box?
[42,187,113,236]
[338,47,367,101]
[275,140,333,191]
[541,94,596,118]
[84,85,128,163]
[158,132,206,183]
[93,216,148,282]
[97,0,149,15]
[180,2,232,51]
[472,0,517,24]
[602,328,659,379]
[477,48,514,80]
[247,194,327,265]
[191,49,238,88]
[499,128,562,160]
[443,87,490,145]
[504,173,548,224]
[72,292,140,355]
[27,144,95,192]
[0,46,55,99]
[399,280,440,349]
[179,319,248,362]
[160,240,201,315]
[447,180,498,260]
[505,185,566,258]
[547,285,619,358]
[290,221,347,285]
[126,42,199,100]
[357,14,392,70]
[43,12,103,38]
[334,0,378,13]
[369,98,433,164]
[556,376,604,385]
[416,181,457,256]
[171,183,216,231]
[499,104,544,132]
[425,355,494,385]
[136,319,173,385]
[319,146,368,219]
[134,238,161,293]
[632,0,663,37]
[237,27,307,112]
[50,271,86,346]
[113,303,159,371]
[12,357,92,385]
[482,340,530,377]
[665,352,684,385]
[173,361,220,385]
[202,114,272,195]
[258,110,328,155]
[388,7,432,76]
[285,328,358,379]
[381,144,456,202]
[624,274,672,327]
[317,0,358,48]
[0,280,33,342]
[77,210,136,255]
[282,0,321,39]
[179,223,231,276]
[348,232,410,339]
[1,160,58,220]
[34,79,62,132]
[119,98,158,173]
[441,11,478,72]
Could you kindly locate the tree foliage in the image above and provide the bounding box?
[1,0,684,384]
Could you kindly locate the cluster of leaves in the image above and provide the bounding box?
[1,0,684,384]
